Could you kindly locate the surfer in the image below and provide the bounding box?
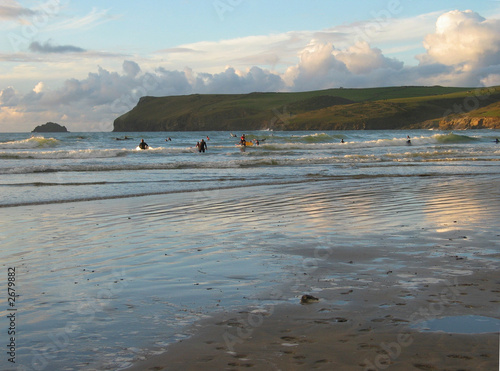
[341,139,344,143]
[406,135,411,145]
[199,138,207,153]
[240,134,246,146]
[496,138,499,143]
[138,139,149,150]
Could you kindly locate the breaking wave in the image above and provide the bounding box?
[0,136,60,149]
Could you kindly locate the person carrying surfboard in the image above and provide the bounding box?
[138,139,149,150]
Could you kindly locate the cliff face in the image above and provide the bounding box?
[113,86,500,131]
[437,117,500,130]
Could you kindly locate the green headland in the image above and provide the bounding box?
[113,85,500,131]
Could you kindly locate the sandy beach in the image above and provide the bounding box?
[4,174,499,370]
[123,175,500,371]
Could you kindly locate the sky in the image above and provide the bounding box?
[1,0,500,132]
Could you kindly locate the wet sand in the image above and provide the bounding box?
[126,176,500,371]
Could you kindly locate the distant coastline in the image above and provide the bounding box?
[113,85,500,132]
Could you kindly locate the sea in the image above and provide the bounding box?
[2,130,500,207]
[1,129,500,370]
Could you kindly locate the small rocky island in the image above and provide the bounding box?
[32,122,69,133]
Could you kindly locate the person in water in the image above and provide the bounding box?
[240,134,246,146]
[138,139,149,149]
[199,138,207,153]
[341,139,344,143]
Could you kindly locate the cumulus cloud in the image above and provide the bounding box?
[123,60,141,78]
[422,10,500,68]
[0,87,19,107]
[29,41,86,54]
[33,82,44,93]
[283,42,345,91]
[283,40,407,90]
[416,10,500,86]
[333,41,403,74]
[189,66,284,94]
[0,60,289,131]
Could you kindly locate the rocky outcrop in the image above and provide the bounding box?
[438,117,500,130]
[32,122,68,132]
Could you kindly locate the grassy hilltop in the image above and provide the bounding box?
[113,85,500,131]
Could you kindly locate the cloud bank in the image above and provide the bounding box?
[1,9,500,131]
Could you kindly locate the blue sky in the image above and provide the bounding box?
[1,0,500,131]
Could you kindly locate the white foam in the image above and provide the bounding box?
[0,136,60,149]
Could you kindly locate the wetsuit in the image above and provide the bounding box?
[199,140,207,152]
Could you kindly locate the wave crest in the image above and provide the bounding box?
[0,136,60,149]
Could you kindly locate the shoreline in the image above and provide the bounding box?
[3,175,499,370]
[124,178,500,370]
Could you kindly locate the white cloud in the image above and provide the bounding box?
[282,40,408,90]
[422,10,500,68]
[192,66,284,94]
[47,7,116,31]
[33,81,44,93]
[152,32,306,74]
[283,42,346,91]
[333,41,403,74]
[148,10,441,77]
